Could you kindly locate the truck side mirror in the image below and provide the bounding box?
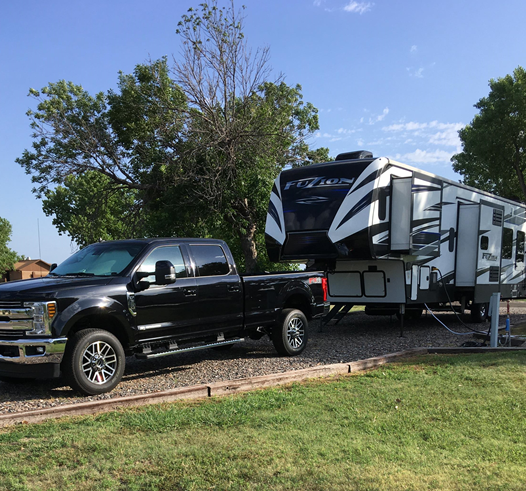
[155,260,176,285]
[50,263,57,272]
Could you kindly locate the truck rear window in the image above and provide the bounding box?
[191,245,230,276]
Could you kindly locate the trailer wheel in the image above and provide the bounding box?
[272,309,308,356]
[63,329,125,395]
[471,303,489,323]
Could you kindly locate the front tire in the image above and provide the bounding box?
[272,309,308,356]
[63,329,125,395]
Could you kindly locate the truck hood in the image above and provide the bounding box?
[0,276,118,300]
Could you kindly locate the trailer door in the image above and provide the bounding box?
[474,203,503,303]
[456,204,479,287]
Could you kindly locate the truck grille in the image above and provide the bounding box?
[0,301,24,309]
[0,329,26,339]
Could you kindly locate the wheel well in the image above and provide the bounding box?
[283,294,312,319]
[66,315,130,351]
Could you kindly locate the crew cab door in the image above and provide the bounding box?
[188,244,244,336]
[133,245,198,340]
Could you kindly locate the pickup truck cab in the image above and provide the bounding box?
[0,238,327,395]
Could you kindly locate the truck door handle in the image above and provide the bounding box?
[228,285,241,293]
[183,287,197,297]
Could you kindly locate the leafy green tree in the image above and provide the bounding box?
[0,218,20,273]
[17,1,328,272]
[452,66,526,202]
[42,172,144,246]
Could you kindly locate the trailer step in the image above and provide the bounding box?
[136,338,245,360]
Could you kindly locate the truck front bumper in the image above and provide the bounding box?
[0,337,67,379]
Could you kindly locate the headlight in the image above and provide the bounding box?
[23,301,57,336]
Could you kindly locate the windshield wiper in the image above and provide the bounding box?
[62,272,95,277]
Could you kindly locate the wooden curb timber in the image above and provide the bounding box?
[349,348,428,372]
[208,362,352,397]
[0,385,209,427]
[0,346,523,427]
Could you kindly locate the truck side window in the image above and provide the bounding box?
[502,228,513,259]
[191,245,230,276]
[516,231,525,265]
[138,246,187,283]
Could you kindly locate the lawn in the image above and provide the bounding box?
[0,352,525,490]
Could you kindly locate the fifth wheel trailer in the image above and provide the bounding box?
[265,151,526,322]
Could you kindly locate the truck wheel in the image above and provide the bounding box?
[63,329,125,395]
[471,303,489,323]
[272,309,308,356]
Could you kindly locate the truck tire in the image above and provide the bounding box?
[272,309,308,356]
[63,329,125,395]
[471,303,489,323]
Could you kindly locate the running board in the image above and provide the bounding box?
[136,338,245,360]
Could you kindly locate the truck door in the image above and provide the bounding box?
[189,244,244,336]
[474,203,503,303]
[134,245,198,340]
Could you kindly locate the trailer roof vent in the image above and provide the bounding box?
[335,150,373,161]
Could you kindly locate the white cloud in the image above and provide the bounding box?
[382,121,463,138]
[410,45,417,54]
[383,121,428,132]
[392,149,455,165]
[407,66,425,78]
[369,107,389,124]
[337,128,358,135]
[343,1,373,14]
[428,124,463,147]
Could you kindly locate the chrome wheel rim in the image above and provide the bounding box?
[286,316,305,349]
[81,341,118,385]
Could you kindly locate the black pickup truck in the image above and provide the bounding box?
[0,238,327,395]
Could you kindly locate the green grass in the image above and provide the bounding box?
[1,352,525,490]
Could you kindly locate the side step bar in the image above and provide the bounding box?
[136,338,245,360]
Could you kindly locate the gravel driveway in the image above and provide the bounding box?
[1,306,525,415]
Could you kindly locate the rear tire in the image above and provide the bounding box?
[471,303,489,323]
[63,329,125,395]
[272,309,308,356]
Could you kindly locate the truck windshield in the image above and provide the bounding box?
[50,242,146,277]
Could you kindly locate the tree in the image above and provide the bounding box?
[452,66,526,202]
[168,2,328,271]
[42,171,144,246]
[17,1,329,272]
[0,217,20,273]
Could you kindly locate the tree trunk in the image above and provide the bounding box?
[239,221,258,273]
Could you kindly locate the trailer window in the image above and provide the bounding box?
[517,231,525,265]
[502,228,513,259]
[480,236,489,251]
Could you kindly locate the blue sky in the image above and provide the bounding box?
[1,0,525,264]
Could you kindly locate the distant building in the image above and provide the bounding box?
[3,260,51,281]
